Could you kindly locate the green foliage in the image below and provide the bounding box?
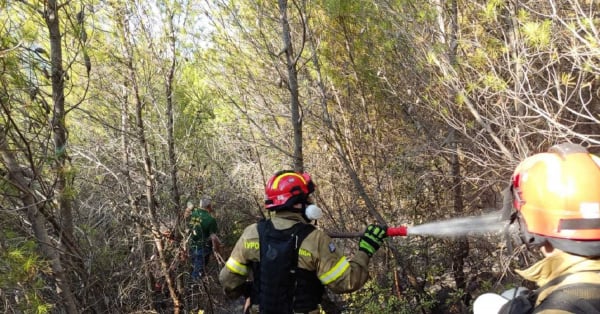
[455,92,466,108]
[345,279,401,313]
[483,0,504,21]
[482,73,508,92]
[517,8,530,21]
[0,6,44,42]
[320,0,362,18]
[415,6,437,24]
[521,20,552,48]
[468,48,489,69]
[560,73,576,87]
[344,277,438,313]
[0,229,53,312]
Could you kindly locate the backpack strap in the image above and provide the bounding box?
[285,222,316,312]
[270,221,315,271]
[535,283,600,313]
[534,271,600,313]
[500,270,600,314]
[294,223,316,251]
[535,270,600,301]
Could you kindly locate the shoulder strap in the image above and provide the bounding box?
[293,223,315,251]
[276,222,315,269]
[527,270,600,308]
[499,271,600,314]
[257,219,268,238]
[256,220,315,248]
[534,283,600,313]
[536,270,599,296]
[499,272,586,314]
[533,271,600,313]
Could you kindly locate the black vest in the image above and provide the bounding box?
[251,220,324,314]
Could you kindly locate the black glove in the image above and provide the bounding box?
[359,224,387,257]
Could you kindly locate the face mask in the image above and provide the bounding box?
[305,204,323,221]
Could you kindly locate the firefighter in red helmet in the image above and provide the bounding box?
[474,143,600,313]
[219,170,387,313]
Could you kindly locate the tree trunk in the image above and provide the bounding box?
[450,131,469,295]
[165,9,181,215]
[436,0,470,298]
[117,5,182,311]
[43,1,79,312]
[503,0,524,116]
[0,131,79,313]
[278,0,303,171]
[132,60,182,314]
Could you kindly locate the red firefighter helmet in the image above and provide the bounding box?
[265,170,315,211]
[511,143,600,256]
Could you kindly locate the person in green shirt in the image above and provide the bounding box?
[185,197,220,280]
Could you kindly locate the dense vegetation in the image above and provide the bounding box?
[1,0,598,313]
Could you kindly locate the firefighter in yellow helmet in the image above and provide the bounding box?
[218,170,387,314]
[474,143,600,313]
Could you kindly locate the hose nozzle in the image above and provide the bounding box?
[386,226,408,237]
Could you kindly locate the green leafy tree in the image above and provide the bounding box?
[0,0,96,311]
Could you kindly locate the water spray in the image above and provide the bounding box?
[327,211,506,239]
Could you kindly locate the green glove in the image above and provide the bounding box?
[359,224,387,257]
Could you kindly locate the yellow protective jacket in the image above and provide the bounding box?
[219,211,371,299]
[518,250,600,306]
[500,250,600,313]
